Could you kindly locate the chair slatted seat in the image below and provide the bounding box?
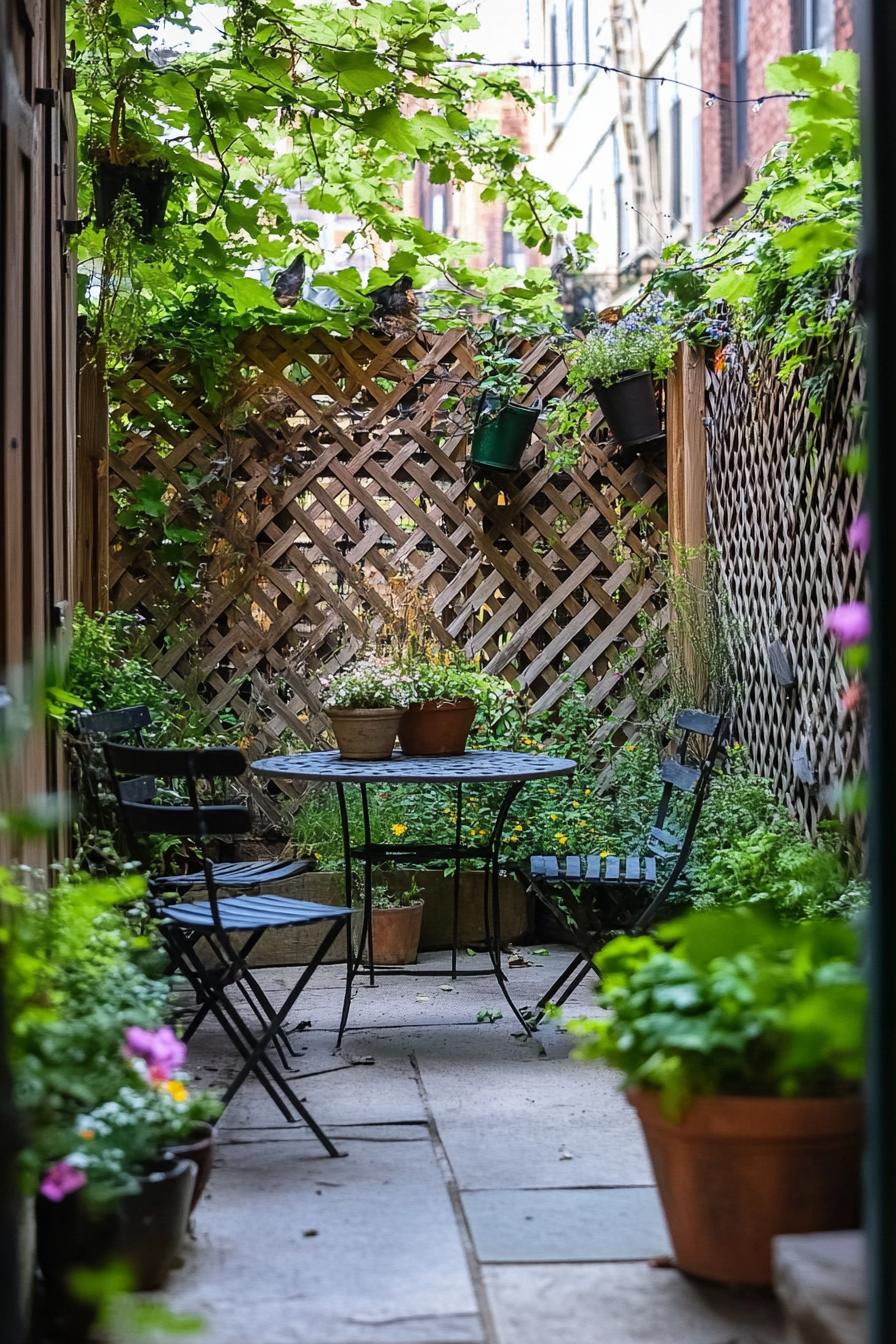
[525,710,727,1021]
[105,741,353,1156]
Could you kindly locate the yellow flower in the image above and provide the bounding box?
[571,801,579,809]
[600,850,609,858]
[584,788,591,796]
[547,787,556,795]
[555,832,568,846]
[578,820,587,828]
[391,823,407,837]
[732,742,742,752]
[508,835,518,844]
[625,742,636,752]
[549,813,558,821]
[79,1128,95,1141]
[513,823,523,832]
[163,1080,189,1104]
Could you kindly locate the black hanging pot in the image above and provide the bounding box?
[592,369,662,448]
[93,160,175,239]
[469,394,542,472]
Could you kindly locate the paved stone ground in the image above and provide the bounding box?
[160,947,786,1344]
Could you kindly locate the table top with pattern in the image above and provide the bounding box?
[250,749,576,786]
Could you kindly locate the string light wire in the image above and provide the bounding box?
[448,56,807,108]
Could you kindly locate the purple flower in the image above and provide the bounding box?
[40,1161,86,1203]
[123,1025,187,1078]
[848,513,870,556]
[824,602,871,647]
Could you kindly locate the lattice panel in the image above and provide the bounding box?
[107,327,669,757]
[706,330,866,838]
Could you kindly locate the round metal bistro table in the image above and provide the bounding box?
[251,749,575,1036]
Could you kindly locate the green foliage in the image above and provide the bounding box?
[570,907,866,1115]
[4,868,220,1199]
[369,878,422,911]
[71,0,585,376]
[652,50,860,408]
[565,310,676,389]
[66,605,218,747]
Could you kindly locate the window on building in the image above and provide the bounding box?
[798,0,835,51]
[613,129,628,259]
[733,0,749,166]
[549,6,559,99]
[566,0,575,86]
[645,79,660,200]
[670,95,682,221]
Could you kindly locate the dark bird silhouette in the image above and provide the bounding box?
[367,275,418,337]
[272,253,306,308]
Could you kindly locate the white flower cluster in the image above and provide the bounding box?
[322,658,411,710]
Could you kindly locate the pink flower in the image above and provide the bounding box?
[848,513,870,556]
[123,1026,186,1079]
[824,602,871,647]
[841,682,865,712]
[40,1161,86,1203]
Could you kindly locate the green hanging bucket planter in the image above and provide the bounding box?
[469,394,542,472]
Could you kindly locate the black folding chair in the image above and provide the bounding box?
[525,709,727,1022]
[72,704,315,891]
[104,742,354,1155]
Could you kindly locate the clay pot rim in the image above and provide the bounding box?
[326,706,404,719]
[371,900,425,913]
[403,697,476,712]
[167,1120,216,1150]
[628,1086,864,1139]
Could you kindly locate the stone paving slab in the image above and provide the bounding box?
[163,1128,484,1344]
[482,1263,786,1344]
[462,1186,670,1263]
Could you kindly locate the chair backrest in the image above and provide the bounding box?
[68,704,153,825]
[636,709,727,928]
[103,743,251,919]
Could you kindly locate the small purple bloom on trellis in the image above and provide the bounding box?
[847,513,870,556]
[824,602,871,647]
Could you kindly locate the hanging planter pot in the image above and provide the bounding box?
[469,394,542,473]
[93,160,175,239]
[591,370,662,448]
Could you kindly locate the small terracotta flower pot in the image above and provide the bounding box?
[628,1088,863,1285]
[370,902,424,965]
[327,707,403,760]
[398,699,476,756]
[167,1121,216,1212]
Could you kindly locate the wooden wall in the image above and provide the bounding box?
[0,0,77,854]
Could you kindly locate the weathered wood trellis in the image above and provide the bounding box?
[101,327,670,758]
[706,323,866,838]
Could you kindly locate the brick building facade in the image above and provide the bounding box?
[701,0,855,226]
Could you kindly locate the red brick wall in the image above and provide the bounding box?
[702,0,855,226]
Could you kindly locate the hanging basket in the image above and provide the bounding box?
[592,370,662,448]
[93,160,175,239]
[469,394,542,472]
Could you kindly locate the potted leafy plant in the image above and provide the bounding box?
[469,332,541,473]
[322,658,410,760]
[88,89,175,240]
[570,907,865,1285]
[367,879,425,965]
[567,298,675,448]
[398,655,501,756]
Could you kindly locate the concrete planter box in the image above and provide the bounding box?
[198,869,531,968]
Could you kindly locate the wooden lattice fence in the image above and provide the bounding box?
[105,327,669,760]
[706,329,866,838]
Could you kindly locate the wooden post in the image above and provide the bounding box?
[666,342,708,703]
[75,341,110,613]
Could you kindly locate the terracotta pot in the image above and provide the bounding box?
[327,707,403,760]
[370,902,424,965]
[398,699,476,756]
[37,1156,196,1335]
[629,1089,863,1285]
[167,1121,216,1212]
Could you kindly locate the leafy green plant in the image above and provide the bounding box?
[570,907,866,1116]
[403,656,506,706]
[368,878,422,911]
[321,658,410,710]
